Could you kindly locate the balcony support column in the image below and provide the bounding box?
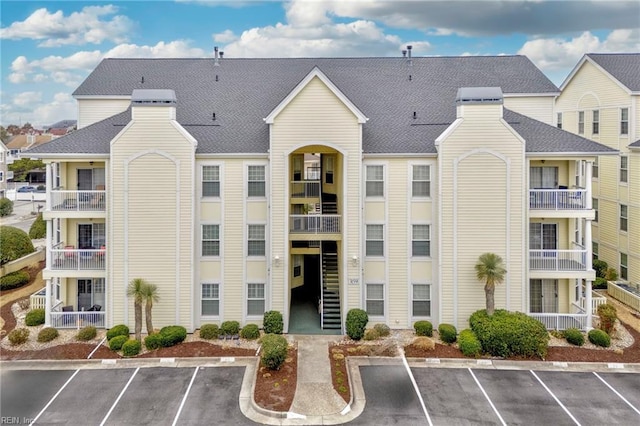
[585,214,593,330]
[46,217,52,270]
[585,160,593,209]
[45,162,52,209]
[44,279,52,327]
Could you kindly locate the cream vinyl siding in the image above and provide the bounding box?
[439,103,525,328]
[77,99,130,129]
[110,105,196,331]
[504,96,555,125]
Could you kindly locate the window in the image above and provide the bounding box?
[412,284,431,316]
[247,225,265,256]
[530,167,558,189]
[248,165,265,197]
[366,165,384,197]
[201,283,219,316]
[620,253,628,280]
[593,198,598,223]
[530,279,558,313]
[412,225,431,257]
[247,283,265,316]
[366,225,384,256]
[620,108,629,135]
[202,225,220,256]
[412,165,430,197]
[578,111,584,134]
[593,242,598,259]
[620,204,628,232]
[620,156,628,183]
[293,255,302,277]
[592,110,599,135]
[325,156,334,184]
[365,284,384,316]
[0,171,3,182]
[556,112,562,129]
[202,165,220,197]
[592,158,598,179]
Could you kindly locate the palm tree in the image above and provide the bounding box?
[474,253,507,316]
[127,278,148,341]
[141,282,160,335]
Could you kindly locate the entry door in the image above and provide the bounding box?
[77,279,105,311]
[530,223,557,250]
[530,279,558,313]
[77,169,93,190]
[78,223,105,249]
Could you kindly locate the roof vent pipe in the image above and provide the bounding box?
[407,45,412,58]
[402,50,407,58]
[219,51,224,58]
[214,46,219,66]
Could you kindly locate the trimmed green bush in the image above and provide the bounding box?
[122,339,142,356]
[29,213,46,239]
[260,333,288,370]
[458,329,482,357]
[37,327,59,343]
[106,324,130,340]
[414,320,433,337]
[469,309,549,359]
[109,335,129,351]
[373,323,391,337]
[563,328,585,346]
[0,226,35,266]
[592,259,608,278]
[0,198,13,217]
[76,325,97,341]
[1,270,31,290]
[438,323,457,344]
[240,324,260,340]
[605,268,618,281]
[597,303,617,335]
[588,329,611,347]
[345,309,368,341]
[593,276,608,290]
[25,308,45,326]
[199,323,220,340]
[159,325,187,347]
[263,310,284,334]
[220,320,240,337]
[144,334,163,350]
[363,328,381,341]
[8,328,29,345]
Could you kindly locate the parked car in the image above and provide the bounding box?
[16,186,36,193]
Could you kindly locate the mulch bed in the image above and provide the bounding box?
[253,347,297,412]
[137,341,256,358]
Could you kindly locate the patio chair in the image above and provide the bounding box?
[64,245,76,258]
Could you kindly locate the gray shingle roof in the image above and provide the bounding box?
[629,139,640,149]
[587,53,640,91]
[27,55,611,156]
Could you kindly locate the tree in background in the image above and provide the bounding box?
[8,158,45,181]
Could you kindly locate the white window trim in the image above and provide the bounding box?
[620,253,628,281]
[556,112,562,129]
[201,223,221,258]
[592,157,599,180]
[411,223,431,259]
[593,198,598,223]
[620,108,629,135]
[410,283,432,319]
[364,163,386,199]
[620,204,628,233]
[246,162,268,199]
[620,155,628,184]
[201,163,222,199]
[410,162,431,199]
[247,223,267,258]
[365,223,385,259]
[364,282,385,319]
[245,281,267,319]
[578,111,585,134]
[200,282,221,318]
[592,110,599,135]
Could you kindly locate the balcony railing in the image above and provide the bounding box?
[529,249,587,271]
[30,288,47,310]
[529,313,587,330]
[50,311,105,329]
[51,248,106,270]
[290,214,341,233]
[529,189,587,210]
[291,181,320,198]
[51,190,106,212]
[579,290,607,314]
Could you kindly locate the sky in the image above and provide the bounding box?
[1,0,639,128]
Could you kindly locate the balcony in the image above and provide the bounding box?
[290,214,341,234]
[291,180,320,198]
[529,249,587,272]
[529,313,587,330]
[529,189,587,210]
[50,247,106,271]
[50,311,105,329]
[50,190,106,212]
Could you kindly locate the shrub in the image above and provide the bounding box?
[37,327,59,343]
[260,333,289,370]
[220,321,240,337]
[592,259,608,278]
[0,270,30,290]
[29,213,46,239]
[0,198,13,217]
[109,335,129,351]
[76,326,97,341]
[240,324,260,340]
[604,268,618,281]
[588,329,611,347]
[414,320,433,337]
[563,328,585,346]
[122,339,142,356]
[199,323,220,340]
[363,328,381,341]
[373,323,391,337]
[469,309,549,359]
[345,309,368,341]
[438,323,457,344]
[0,226,35,266]
[597,303,617,335]
[263,311,284,334]
[144,334,163,350]
[25,308,45,326]
[106,324,130,340]
[593,277,608,290]
[159,325,187,347]
[8,328,29,345]
[412,336,435,351]
[458,329,482,357]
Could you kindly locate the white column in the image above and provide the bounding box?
[45,162,52,209]
[44,279,52,327]
[585,216,593,330]
[585,160,593,209]
[46,217,52,270]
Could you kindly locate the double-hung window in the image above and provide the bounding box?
[620,204,628,232]
[248,225,265,256]
[365,284,384,316]
[556,112,562,129]
[620,253,628,280]
[593,242,599,259]
[202,165,220,197]
[412,284,431,316]
[366,225,384,256]
[593,198,598,223]
[248,165,265,197]
[578,111,584,134]
[620,156,628,183]
[366,165,384,197]
[412,165,430,197]
[592,110,599,135]
[592,158,598,179]
[412,225,431,257]
[620,108,629,135]
[201,283,220,316]
[247,283,265,316]
[202,224,220,256]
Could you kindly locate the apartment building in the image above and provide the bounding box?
[26,54,616,333]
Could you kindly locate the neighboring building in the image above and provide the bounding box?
[5,133,53,159]
[556,53,640,285]
[46,119,77,137]
[26,54,616,334]
[0,141,11,198]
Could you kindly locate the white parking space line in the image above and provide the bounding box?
[402,353,433,426]
[30,369,80,425]
[530,370,581,425]
[467,368,507,426]
[171,367,200,426]
[593,372,640,416]
[99,367,140,426]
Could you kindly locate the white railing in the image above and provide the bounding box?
[579,291,607,314]
[29,288,46,310]
[50,311,106,329]
[529,189,587,210]
[529,313,587,330]
[290,214,341,233]
[529,249,587,271]
[290,181,320,198]
[50,248,105,270]
[51,190,106,211]
[607,282,640,312]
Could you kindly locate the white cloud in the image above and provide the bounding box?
[13,91,42,107]
[1,92,77,128]
[103,40,207,58]
[0,5,134,47]
[213,30,237,44]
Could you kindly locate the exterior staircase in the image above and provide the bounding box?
[321,251,341,329]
